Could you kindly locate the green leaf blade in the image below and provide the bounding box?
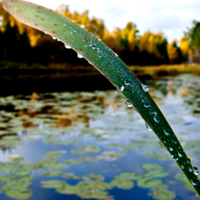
[2,0,200,196]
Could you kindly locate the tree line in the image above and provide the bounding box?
[0,3,194,66]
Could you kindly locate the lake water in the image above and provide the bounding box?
[0,73,200,200]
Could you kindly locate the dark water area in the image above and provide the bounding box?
[0,68,200,200]
[0,66,154,96]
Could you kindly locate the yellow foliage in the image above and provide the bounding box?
[167,40,179,63]
[180,37,189,57]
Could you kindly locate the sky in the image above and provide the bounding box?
[20,0,200,42]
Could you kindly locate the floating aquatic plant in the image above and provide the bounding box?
[2,0,200,196]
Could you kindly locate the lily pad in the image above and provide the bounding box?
[175,174,194,191]
[6,155,24,162]
[97,151,125,161]
[5,188,33,200]
[81,145,100,152]
[77,181,112,191]
[82,174,104,181]
[1,176,34,199]
[57,184,79,194]
[0,162,14,172]
[137,178,167,189]
[40,170,64,177]
[144,171,170,179]
[41,180,66,188]
[111,179,134,189]
[71,149,87,154]
[62,173,80,179]
[46,151,62,158]
[149,189,176,200]
[65,158,84,165]
[0,175,15,182]
[141,152,171,160]
[77,190,108,199]
[11,168,31,176]
[142,163,163,171]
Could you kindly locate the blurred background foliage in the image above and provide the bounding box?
[0,2,199,66]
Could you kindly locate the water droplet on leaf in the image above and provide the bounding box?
[164,129,170,136]
[154,116,160,123]
[80,24,85,28]
[146,123,152,131]
[52,36,56,40]
[169,147,174,152]
[117,85,125,92]
[194,167,199,176]
[142,84,149,92]
[125,80,130,85]
[178,152,183,158]
[126,100,133,108]
[191,178,199,186]
[188,167,193,172]
[77,53,83,58]
[65,44,71,49]
[144,103,150,108]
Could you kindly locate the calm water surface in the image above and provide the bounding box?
[0,73,200,200]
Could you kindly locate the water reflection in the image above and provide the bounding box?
[0,73,200,199]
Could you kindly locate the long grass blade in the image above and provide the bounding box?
[2,0,200,195]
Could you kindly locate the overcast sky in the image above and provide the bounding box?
[26,0,200,42]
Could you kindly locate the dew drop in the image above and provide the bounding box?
[92,45,97,49]
[52,36,56,40]
[65,44,71,49]
[154,116,160,123]
[188,167,193,172]
[98,38,101,41]
[194,167,199,176]
[181,165,184,169]
[80,24,85,28]
[187,158,191,164]
[114,52,118,57]
[77,53,83,58]
[164,129,170,136]
[146,123,152,131]
[149,110,154,115]
[142,84,149,92]
[117,85,125,92]
[144,103,150,108]
[159,141,164,146]
[125,80,130,85]
[169,147,174,152]
[126,100,133,108]
[178,152,183,158]
[172,154,179,161]
[191,178,199,186]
